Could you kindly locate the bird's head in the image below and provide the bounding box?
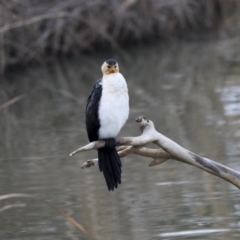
[101,59,119,75]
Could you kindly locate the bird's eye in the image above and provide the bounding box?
[114,65,116,68]
[107,66,111,68]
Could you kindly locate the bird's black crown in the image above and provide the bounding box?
[106,59,117,66]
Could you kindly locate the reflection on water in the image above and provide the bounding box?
[1,37,240,239]
[217,85,240,116]
[159,229,230,238]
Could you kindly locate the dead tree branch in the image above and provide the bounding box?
[70,116,240,189]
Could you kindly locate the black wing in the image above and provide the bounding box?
[85,79,102,142]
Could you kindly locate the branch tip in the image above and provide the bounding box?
[135,115,146,123]
[81,159,98,169]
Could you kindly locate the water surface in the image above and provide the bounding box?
[1,38,240,239]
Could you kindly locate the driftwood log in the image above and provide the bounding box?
[69,116,240,189]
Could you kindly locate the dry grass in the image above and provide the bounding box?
[0,0,239,71]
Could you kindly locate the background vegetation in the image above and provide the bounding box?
[0,0,240,72]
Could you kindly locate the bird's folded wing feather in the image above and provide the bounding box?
[85,79,102,142]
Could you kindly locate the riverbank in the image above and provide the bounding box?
[0,0,239,72]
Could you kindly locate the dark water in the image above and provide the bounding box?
[1,37,240,240]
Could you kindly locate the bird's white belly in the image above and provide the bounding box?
[98,73,129,139]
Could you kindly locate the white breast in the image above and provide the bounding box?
[98,72,129,139]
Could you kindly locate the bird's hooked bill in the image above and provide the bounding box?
[109,66,116,73]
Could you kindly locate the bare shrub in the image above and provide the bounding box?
[0,0,239,70]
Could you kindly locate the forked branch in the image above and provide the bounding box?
[70,116,240,189]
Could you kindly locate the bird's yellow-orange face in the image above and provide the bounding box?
[101,59,119,75]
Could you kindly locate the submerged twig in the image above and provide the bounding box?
[70,116,240,189]
[0,193,89,237]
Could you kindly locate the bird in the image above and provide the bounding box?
[85,59,129,191]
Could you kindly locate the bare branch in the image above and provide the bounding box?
[70,116,240,189]
[81,158,98,169]
[69,140,105,156]
[0,95,25,112]
[0,12,76,34]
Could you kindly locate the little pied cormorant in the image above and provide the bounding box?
[85,59,129,191]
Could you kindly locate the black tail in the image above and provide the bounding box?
[98,138,122,191]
